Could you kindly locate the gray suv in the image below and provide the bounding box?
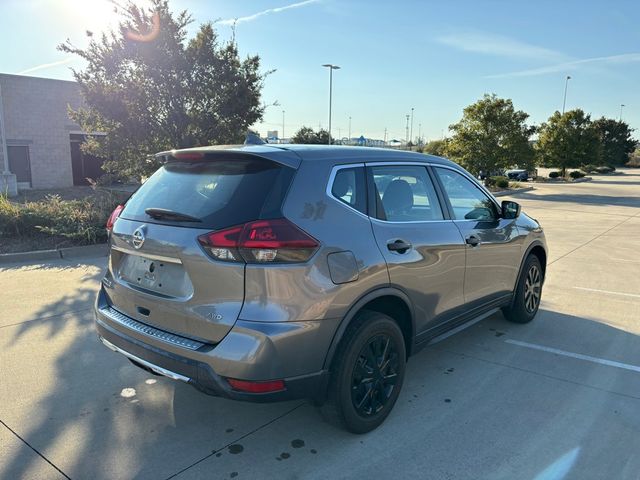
[95,145,546,433]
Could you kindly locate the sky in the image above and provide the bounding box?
[1,0,639,142]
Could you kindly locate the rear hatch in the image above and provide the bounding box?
[106,151,296,344]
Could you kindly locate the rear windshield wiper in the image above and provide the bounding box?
[144,208,202,223]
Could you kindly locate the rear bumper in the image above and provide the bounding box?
[94,288,335,402]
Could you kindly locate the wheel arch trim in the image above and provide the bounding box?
[322,287,416,372]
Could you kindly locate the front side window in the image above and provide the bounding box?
[434,167,497,221]
[370,165,443,222]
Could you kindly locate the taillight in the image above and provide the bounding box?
[106,205,124,231]
[198,218,319,264]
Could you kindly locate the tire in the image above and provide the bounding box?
[319,310,406,434]
[502,254,543,324]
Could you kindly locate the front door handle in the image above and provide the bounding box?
[466,235,480,247]
[387,239,412,254]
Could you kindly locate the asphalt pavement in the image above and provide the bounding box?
[1,169,639,480]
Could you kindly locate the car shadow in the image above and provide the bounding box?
[514,192,640,208]
[2,272,640,479]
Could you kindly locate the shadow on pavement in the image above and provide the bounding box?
[515,192,640,208]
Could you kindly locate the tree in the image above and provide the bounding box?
[536,109,600,176]
[423,139,450,157]
[291,126,331,144]
[59,0,269,178]
[446,94,536,177]
[591,117,638,166]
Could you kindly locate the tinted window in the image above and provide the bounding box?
[434,167,497,220]
[121,159,294,229]
[370,165,443,221]
[331,167,367,214]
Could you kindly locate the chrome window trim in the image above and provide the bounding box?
[110,245,183,264]
[99,336,191,383]
[99,305,205,351]
[325,163,369,219]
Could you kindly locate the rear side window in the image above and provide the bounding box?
[121,158,294,229]
[331,167,367,214]
[370,165,443,222]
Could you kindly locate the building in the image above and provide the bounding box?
[0,73,104,195]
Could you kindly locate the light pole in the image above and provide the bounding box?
[405,114,410,148]
[562,75,571,114]
[282,110,285,143]
[620,104,625,121]
[348,116,351,141]
[322,64,340,145]
[383,128,387,144]
[409,108,414,146]
[418,123,422,145]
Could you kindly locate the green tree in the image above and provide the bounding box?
[446,94,536,177]
[423,139,450,157]
[291,126,331,144]
[591,117,638,166]
[58,0,269,178]
[536,109,600,176]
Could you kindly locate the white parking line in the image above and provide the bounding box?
[505,339,640,373]
[573,286,640,299]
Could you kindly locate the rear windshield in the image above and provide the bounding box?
[121,158,294,229]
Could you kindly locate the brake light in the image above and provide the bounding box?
[227,378,285,393]
[173,151,204,161]
[106,205,124,231]
[198,218,319,264]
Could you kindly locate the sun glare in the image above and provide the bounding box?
[56,0,121,36]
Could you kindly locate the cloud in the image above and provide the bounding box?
[436,32,565,62]
[17,57,75,75]
[219,0,321,26]
[485,52,640,78]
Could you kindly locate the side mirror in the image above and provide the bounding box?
[501,200,521,219]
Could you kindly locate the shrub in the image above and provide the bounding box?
[549,171,560,178]
[581,164,597,173]
[595,166,614,174]
[0,191,120,244]
[569,170,585,179]
[487,176,509,188]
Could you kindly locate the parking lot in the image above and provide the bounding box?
[1,169,639,480]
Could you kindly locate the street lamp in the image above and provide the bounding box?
[562,75,571,114]
[322,64,340,145]
[620,104,626,121]
[348,116,351,141]
[282,110,285,143]
[409,108,414,147]
[405,114,410,148]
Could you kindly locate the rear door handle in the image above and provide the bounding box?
[387,239,412,253]
[466,235,480,247]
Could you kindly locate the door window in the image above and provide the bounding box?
[370,165,443,221]
[434,167,497,220]
[7,146,32,185]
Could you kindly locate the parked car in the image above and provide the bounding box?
[96,145,547,433]
[505,169,530,181]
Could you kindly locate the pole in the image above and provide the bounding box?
[418,123,422,145]
[322,64,341,145]
[0,84,10,174]
[410,108,414,146]
[562,75,571,114]
[384,128,387,144]
[348,116,351,140]
[405,115,410,148]
[620,104,625,121]
[282,110,285,143]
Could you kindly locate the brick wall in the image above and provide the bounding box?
[0,74,84,189]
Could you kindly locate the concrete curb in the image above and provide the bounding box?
[536,177,593,184]
[0,243,108,265]
[493,186,534,197]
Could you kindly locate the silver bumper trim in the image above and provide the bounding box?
[99,336,191,383]
[99,305,205,351]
